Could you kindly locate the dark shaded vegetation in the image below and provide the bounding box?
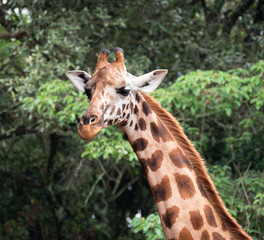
[0,0,263,239]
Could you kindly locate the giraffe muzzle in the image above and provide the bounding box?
[78,114,102,141]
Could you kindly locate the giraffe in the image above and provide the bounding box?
[66,48,252,240]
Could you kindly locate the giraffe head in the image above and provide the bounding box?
[66,48,167,140]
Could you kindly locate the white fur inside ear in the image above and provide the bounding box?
[66,70,91,92]
[134,69,168,92]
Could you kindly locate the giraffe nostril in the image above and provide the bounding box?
[90,115,97,124]
[83,117,89,125]
[82,115,98,125]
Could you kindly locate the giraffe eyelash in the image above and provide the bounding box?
[116,86,131,96]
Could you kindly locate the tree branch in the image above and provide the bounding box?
[0,31,28,41]
[0,170,41,187]
[0,125,37,141]
[46,133,60,175]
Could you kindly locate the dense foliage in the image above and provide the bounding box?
[0,0,263,239]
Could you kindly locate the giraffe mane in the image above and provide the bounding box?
[141,92,251,240]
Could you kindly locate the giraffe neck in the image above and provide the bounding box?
[119,92,251,240]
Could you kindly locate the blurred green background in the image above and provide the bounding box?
[0,0,264,239]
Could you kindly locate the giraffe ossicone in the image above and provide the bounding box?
[66,48,252,240]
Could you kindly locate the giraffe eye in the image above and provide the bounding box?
[117,86,131,96]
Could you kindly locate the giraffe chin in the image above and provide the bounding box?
[78,124,102,141]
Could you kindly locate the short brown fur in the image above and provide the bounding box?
[169,148,191,169]
[162,206,180,229]
[212,232,226,240]
[201,230,210,240]
[179,227,193,240]
[147,150,164,171]
[204,204,217,227]
[189,209,204,230]
[152,175,172,202]
[174,173,196,199]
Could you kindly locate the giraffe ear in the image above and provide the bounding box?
[135,69,168,92]
[66,70,91,92]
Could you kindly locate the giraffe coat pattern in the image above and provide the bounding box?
[66,48,252,240]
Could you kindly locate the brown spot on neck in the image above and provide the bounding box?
[150,119,173,143]
[134,105,139,114]
[130,102,134,111]
[212,232,226,240]
[162,206,180,229]
[110,106,115,115]
[138,118,147,131]
[118,120,127,128]
[131,138,148,152]
[189,209,204,230]
[122,104,126,111]
[169,148,192,169]
[197,179,208,199]
[174,173,196,199]
[179,227,193,240]
[157,119,172,142]
[151,175,172,202]
[150,122,160,142]
[204,204,217,227]
[135,93,140,103]
[201,230,210,240]
[147,150,163,171]
[142,101,152,116]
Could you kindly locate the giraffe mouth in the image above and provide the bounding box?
[78,114,103,141]
[78,123,102,141]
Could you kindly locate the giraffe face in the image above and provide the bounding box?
[66,48,168,140]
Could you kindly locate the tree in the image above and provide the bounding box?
[0,0,263,239]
